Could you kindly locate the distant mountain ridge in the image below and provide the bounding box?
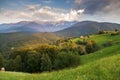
[0,20,120,37]
[55,21,120,37]
[0,21,77,33]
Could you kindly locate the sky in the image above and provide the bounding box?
[0,0,120,24]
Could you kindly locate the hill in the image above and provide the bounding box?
[0,44,120,80]
[55,21,120,37]
[0,32,59,57]
[0,33,120,80]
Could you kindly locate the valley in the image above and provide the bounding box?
[0,30,120,80]
[0,34,120,80]
[0,0,120,80]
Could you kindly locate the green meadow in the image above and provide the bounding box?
[0,34,120,80]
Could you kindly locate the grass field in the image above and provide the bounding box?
[72,34,120,45]
[0,34,120,80]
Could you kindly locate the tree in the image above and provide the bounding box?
[14,55,23,71]
[41,54,52,71]
[61,42,78,53]
[85,44,93,53]
[0,53,3,68]
[77,46,87,55]
[26,51,41,73]
[5,59,14,71]
[92,40,99,52]
[115,29,119,32]
[54,52,80,70]
[36,44,58,65]
[85,40,99,53]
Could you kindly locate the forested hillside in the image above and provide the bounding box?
[0,32,59,57]
[0,32,120,80]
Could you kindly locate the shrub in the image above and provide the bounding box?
[103,40,114,47]
[85,40,99,54]
[76,40,87,45]
[61,42,78,53]
[111,32,119,36]
[115,29,119,32]
[98,30,105,34]
[77,46,87,55]
[54,52,80,70]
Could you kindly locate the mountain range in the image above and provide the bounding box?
[55,21,120,37]
[0,21,120,37]
[0,20,120,57]
[0,21,77,33]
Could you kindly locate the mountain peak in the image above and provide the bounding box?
[0,20,77,33]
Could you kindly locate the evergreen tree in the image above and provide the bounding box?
[5,59,14,71]
[41,54,52,71]
[26,51,41,73]
[14,55,23,71]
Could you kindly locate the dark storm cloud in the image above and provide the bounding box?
[75,0,120,14]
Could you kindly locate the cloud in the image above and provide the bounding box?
[74,0,120,23]
[1,6,84,22]
[77,9,85,14]
[31,7,84,21]
[26,4,40,11]
[61,9,84,21]
[102,0,120,14]
[74,0,120,15]
[75,0,109,14]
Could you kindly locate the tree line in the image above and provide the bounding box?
[0,37,100,73]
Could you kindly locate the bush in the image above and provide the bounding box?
[76,40,87,45]
[85,40,99,54]
[77,46,87,55]
[103,40,114,47]
[98,30,105,34]
[54,52,80,70]
[61,42,78,53]
[111,32,119,36]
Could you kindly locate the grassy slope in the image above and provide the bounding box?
[0,34,120,80]
[0,54,119,80]
[72,34,120,45]
[88,34,120,45]
[0,44,120,80]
